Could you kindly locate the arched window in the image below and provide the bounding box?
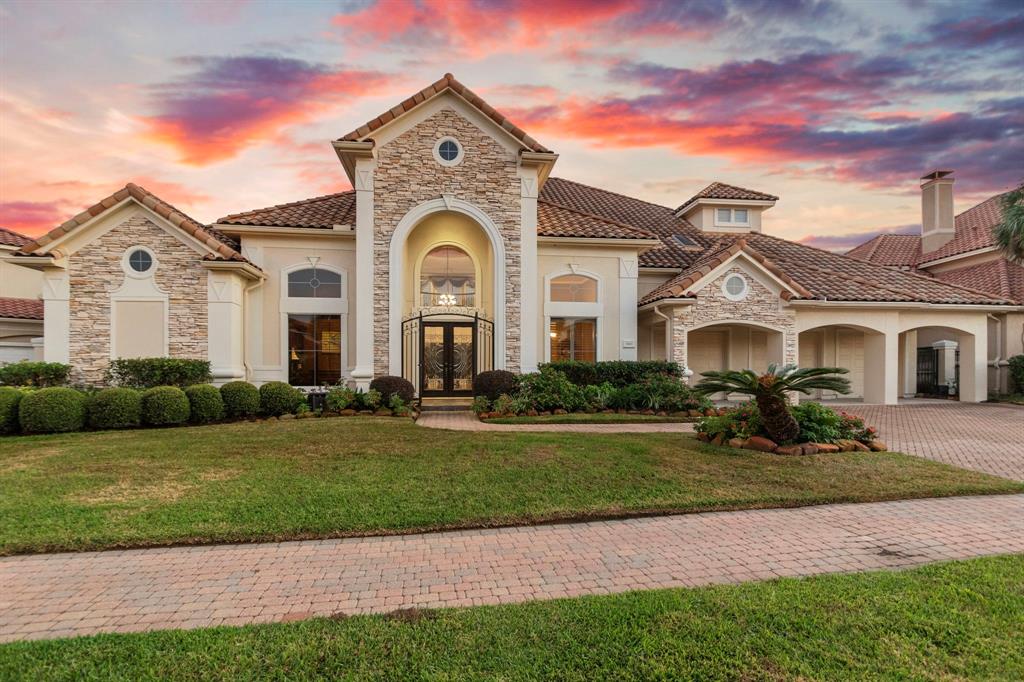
[550,274,597,303]
[420,245,475,307]
[287,268,342,298]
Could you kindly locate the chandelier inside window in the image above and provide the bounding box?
[420,245,475,307]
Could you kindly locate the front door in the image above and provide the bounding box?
[421,322,475,396]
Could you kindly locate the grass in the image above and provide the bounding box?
[482,412,693,424]
[1,418,1020,555]
[1,555,1021,680]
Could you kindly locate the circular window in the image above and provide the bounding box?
[128,249,154,273]
[722,273,748,301]
[433,137,463,166]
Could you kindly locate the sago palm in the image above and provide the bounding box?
[695,364,851,443]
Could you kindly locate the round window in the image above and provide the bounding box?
[128,249,154,273]
[433,137,462,166]
[722,273,748,301]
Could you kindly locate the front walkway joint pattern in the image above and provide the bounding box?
[2,494,1021,642]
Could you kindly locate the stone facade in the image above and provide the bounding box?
[371,107,522,375]
[67,214,208,384]
[669,265,798,370]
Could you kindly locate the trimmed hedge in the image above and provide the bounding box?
[87,388,142,430]
[18,387,87,434]
[141,386,190,426]
[1009,354,1024,393]
[0,387,24,434]
[540,360,683,387]
[472,370,518,401]
[220,381,260,419]
[259,381,305,416]
[106,358,211,389]
[369,376,415,405]
[185,384,224,424]
[0,361,70,388]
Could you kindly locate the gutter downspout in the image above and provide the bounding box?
[242,276,267,382]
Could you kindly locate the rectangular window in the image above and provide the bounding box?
[733,209,748,223]
[716,208,731,223]
[288,314,342,386]
[715,208,750,225]
[550,318,597,362]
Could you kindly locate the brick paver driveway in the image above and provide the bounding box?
[2,494,1021,642]
[840,400,1024,481]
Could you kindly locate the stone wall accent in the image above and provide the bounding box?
[371,107,522,375]
[670,265,797,371]
[68,214,208,384]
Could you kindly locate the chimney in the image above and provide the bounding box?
[920,169,955,252]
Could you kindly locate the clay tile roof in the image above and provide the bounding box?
[675,181,779,213]
[0,228,32,248]
[16,184,249,264]
[918,190,1013,263]
[933,259,1024,304]
[218,191,356,229]
[846,234,922,267]
[0,297,43,320]
[338,73,552,153]
[537,201,658,240]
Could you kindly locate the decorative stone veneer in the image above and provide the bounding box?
[670,266,797,371]
[371,108,523,375]
[67,214,208,384]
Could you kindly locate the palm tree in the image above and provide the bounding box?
[695,364,851,443]
[993,183,1024,263]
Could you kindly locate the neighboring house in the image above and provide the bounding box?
[848,171,1024,396]
[6,75,1019,403]
[0,227,44,362]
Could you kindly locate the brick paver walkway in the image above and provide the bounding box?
[417,410,695,433]
[2,494,1021,642]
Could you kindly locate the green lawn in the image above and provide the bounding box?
[483,412,693,424]
[2,555,1021,680]
[1,418,1019,555]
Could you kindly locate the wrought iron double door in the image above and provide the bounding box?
[421,322,475,396]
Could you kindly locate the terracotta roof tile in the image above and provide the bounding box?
[0,297,43,320]
[918,190,1013,263]
[933,259,1024,304]
[17,184,248,264]
[0,228,31,248]
[846,234,921,267]
[218,191,356,229]
[676,182,779,213]
[339,73,552,154]
[537,201,658,240]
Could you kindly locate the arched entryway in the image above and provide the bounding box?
[686,321,786,399]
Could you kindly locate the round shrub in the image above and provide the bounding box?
[472,370,518,401]
[0,387,24,434]
[369,375,415,405]
[18,387,87,434]
[141,386,190,426]
[87,387,142,430]
[185,384,224,424]
[259,381,305,416]
[220,381,260,419]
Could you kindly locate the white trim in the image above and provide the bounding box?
[713,208,751,228]
[537,236,663,248]
[676,197,775,217]
[388,198,507,375]
[432,136,464,167]
[721,272,749,301]
[688,250,800,299]
[917,245,998,268]
[213,224,355,238]
[121,245,158,279]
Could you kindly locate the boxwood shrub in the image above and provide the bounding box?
[259,381,305,416]
[106,358,211,389]
[220,381,260,419]
[0,387,24,434]
[369,375,415,405]
[18,387,87,434]
[541,360,682,387]
[472,370,518,401]
[0,361,70,388]
[141,386,190,426]
[185,384,224,424]
[87,387,142,430]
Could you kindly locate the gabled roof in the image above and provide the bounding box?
[0,228,31,248]
[17,184,246,262]
[0,297,43,320]
[933,258,1024,303]
[846,234,922,267]
[338,73,551,154]
[218,191,356,228]
[639,238,813,305]
[675,182,779,213]
[537,201,658,241]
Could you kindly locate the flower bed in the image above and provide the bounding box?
[472,366,712,420]
[695,401,887,455]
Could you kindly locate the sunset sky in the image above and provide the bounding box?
[1,0,1021,249]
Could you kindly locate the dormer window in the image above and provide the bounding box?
[716,209,749,226]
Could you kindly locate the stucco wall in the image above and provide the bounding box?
[67,214,207,384]
[372,107,522,375]
[0,255,43,299]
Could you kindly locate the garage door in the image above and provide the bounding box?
[688,331,726,380]
[0,344,34,364]
[836,330,865,398]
